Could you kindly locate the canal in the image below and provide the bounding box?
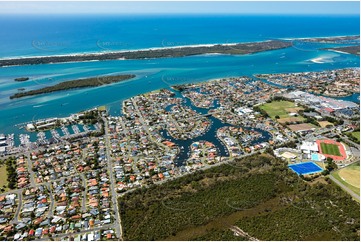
[161,88,272,166]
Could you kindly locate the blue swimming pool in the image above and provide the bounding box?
[288,161,324,175]
[311,153,320,161]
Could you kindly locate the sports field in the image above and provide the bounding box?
[316,140,347,161]
[259,101,304,122]
[320,143,341,156]
[288,161,323,175]
[332,163,360,196]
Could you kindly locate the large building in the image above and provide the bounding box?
[300,141,319,154]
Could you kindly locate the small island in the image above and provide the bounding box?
[0,40,291,67]
[14,77,30,82]
[10,74,135,99]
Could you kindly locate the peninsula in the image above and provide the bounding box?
[0,40,291,67]
[325,45,360,55]
[10,74,135,99]
[299,35,360,43]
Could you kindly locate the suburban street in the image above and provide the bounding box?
[103,117,123,240]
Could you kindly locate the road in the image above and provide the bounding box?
[45,182,54,218]
[340,134,360,149]
[80,174,87,213]
[10,190,22,224]
[25,152,36,187]
[131,98,170,151]
[329,174,360,201]
[103,117,123,240]
[37,224,115,241]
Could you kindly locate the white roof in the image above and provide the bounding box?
[88,233,94,241]
[300,141,318,152]
[6,194,16,200]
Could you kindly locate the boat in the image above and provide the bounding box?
[71,125,79,134]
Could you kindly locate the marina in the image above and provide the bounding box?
[0,6,359,242]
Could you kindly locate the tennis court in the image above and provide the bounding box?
[288,161,323,175]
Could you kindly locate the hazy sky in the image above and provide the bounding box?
[0,1,359,15]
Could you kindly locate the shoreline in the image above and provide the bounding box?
[3,69,360,144]
[280,34,359,41]
[326,49,351,55]
[0,35,358,62]
[0,40,292,67]
[0,42,251,61]
[9,74,136,99]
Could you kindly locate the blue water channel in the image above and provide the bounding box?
[161,88,271,166]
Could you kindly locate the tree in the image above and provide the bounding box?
[325,158,337,172]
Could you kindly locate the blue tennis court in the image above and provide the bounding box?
[288,161,323,175]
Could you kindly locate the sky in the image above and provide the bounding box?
[0,1,359,15]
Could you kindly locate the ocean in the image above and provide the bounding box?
[0,14,359,138]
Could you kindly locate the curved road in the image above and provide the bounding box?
[329,174,360,201]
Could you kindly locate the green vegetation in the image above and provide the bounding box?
[324,116,344,126]
[0,40,291,67]
[235,181,359,241]
[332,162,360,196]
[14,77,29,82]
[326,46,360,55]
[119,154,359,241]
[0,157,17,190]
[79,110,102,125]
[10,74,135,99]
[351,131,360,142]
[0,165,8,192]
[347,131,360,143]
[320,143,342,156]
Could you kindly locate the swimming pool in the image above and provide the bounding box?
[288,161,323,175]
[311,153,320,161]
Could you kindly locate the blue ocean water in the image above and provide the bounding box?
[0,14,359,58]
[0,14,359,137]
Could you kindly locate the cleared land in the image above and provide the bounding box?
[320,143,342,156]
[259,101,304,122]
[318,121,333,128]
[332,163,360,196]
[278,117,304,124]
[285,107,303,113]
[119,154,359,241]
[287,123,317,132]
